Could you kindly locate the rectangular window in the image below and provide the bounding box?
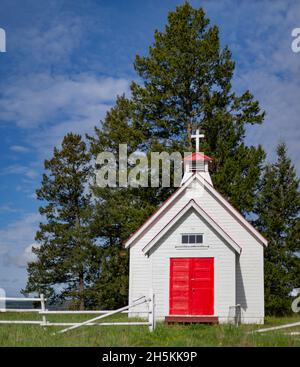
[189,235,196,244]
[196,234,203,243]
[181,234,203,245]
[182,235,189,244]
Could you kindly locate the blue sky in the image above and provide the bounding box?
[0,0,299,296]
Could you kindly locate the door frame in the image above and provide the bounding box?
[169,257,214,316]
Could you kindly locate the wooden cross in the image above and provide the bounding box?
[191,129,205,152]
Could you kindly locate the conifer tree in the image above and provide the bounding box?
[88,97,156,308]
[254,143,300,315]
[131,2,265,213]
[23,134,95,310]
[89,3,266,307]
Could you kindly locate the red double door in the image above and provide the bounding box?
[169,258,214,315]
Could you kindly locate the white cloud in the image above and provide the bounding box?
[8,244,40,269]
[12,11,90,69]
[0,213,41,252]
[0,211,40,293]
[220,0,300,171]
[0,73,130,129]
[0,212,41,273]
[203,0,300,171]
[9,145,30,153]
[0,164,39,179]
[0,72,130,159]
[0,204,23,214]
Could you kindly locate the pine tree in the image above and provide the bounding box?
[88,3,266,307]
[88,97,157,308]
[131,2,265,213]
[23,134,96,310]
[254,143,300,315]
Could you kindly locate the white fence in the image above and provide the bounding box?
[0,291,155,333]
[0,295,46,325]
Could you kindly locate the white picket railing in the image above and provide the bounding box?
[0,295,46,325]
[0,291,156,332]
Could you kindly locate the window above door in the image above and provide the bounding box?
[180,233,203,246]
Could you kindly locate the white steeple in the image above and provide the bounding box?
[181,129,213,186]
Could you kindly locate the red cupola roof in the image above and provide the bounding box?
[184,152,213,162]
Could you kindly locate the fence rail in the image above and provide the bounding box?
[0,295,45,320]
[0,291,156,333]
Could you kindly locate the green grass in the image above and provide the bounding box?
[0,312,299,347]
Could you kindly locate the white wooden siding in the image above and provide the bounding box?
[149,209,236,319]
[129,179,264,324]
[194,182,265,323]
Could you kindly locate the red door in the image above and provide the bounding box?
[169,258,214,315]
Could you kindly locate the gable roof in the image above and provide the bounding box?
[123,174,195,248]
[123,173,268,249]
[142,199,242,255]
[199,175,268,247]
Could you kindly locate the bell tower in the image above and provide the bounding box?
[181,129,213,186]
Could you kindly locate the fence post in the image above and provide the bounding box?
[148,289,155,332]
[235,304,241,326]
[40,294,47,326]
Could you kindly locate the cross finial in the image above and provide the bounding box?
[191,129,205,152]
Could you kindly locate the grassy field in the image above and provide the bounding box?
[0,312,299,347]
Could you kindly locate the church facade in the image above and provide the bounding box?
[124,141,267,324]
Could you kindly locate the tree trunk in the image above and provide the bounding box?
[75,213,85,311]
[187,121,192,150]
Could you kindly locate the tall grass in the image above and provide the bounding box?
[0,313,299,347]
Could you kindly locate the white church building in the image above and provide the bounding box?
[124,131,267,324]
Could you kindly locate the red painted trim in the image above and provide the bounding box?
[184,152,213,161]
